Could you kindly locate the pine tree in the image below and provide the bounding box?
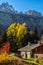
[33,24,38,43]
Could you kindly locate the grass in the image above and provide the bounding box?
[23,58,39,65]
[9,53,21,60]
[0,53,43,65]
[0,53,23,65]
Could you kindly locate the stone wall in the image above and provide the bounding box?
[34,54,43,58]
[21,52,31,58]
[21,52,25,58]
[27,52,31,58]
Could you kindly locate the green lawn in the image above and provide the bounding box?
[23,58,43,65]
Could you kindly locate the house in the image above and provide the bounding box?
[18,41,43,59]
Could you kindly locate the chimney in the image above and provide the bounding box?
[38,40,41,45]
[28,42,31,46]
[40,40,43,44]
[40,35,43,44]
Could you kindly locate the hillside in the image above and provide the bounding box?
[0,2,43,34]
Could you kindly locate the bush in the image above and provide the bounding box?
[0,52,23,65]
[0,60,13,65]
[37,58,43,65]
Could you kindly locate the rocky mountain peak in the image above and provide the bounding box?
[0,2,14,13]
[25,10,42,16]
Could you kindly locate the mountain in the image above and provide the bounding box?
[0,2,43,34]
[25,10,42,17]
[0,2,15,13]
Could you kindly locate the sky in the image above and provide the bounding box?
[0,0,43,14]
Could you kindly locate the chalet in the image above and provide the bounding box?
[18,41,43,59]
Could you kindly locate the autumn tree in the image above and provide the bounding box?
[6,23,28,52]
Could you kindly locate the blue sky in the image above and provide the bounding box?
[0,0,43,14]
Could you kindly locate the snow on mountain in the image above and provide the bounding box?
[25,10,42,17]
[0,2,14,13]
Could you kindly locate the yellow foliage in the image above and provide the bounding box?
[6,22,28,46]
[0,52,21,63]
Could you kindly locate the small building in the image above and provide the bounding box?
[18,41,43,59]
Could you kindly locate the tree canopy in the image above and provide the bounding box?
[6,23,28,51]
